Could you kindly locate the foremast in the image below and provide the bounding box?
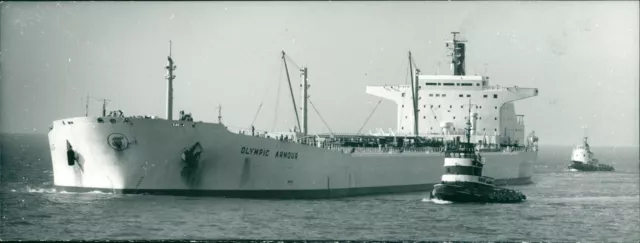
[165,41,177,120]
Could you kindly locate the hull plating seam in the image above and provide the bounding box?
[56,177,532,199]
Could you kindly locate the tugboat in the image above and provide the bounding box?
[568,128,614,172]
[429,104,527,203]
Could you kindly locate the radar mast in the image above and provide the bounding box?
[447,32,467,76]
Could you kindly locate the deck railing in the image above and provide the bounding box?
[224,126,537,154]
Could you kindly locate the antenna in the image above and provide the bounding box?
[217,104,223,124]
[85,94,90,117]
[465,99,475,144]
[84,95,112,117]
[101,98,110,117]
[584,125,588,136]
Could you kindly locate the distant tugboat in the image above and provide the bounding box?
[568,128,614,172]
[429,104,527,203]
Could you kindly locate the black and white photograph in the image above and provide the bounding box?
[0,1,638,242]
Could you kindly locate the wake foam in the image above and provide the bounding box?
[17,186,113,195]
[25,186,58,194]
[422,197,453,204]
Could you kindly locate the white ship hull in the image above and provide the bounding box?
[48,116,536,198]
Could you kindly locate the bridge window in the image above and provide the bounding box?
[495,117,497,120]
[466,94,471,97]
[459,94,463,97]
[494,94,498,98]
[495,106,498,109]
[449,105,452,108]
[443,83,455,86]
[425,82,438,86]
[453,116,456,119]
[442,94,447,97]
[436,94,440,97]
[483,94,488,98]
[423,116,426,119]
[429,94,433,97]
[438,105,441,108]
[402,93,406,97]
[430,105,433,108]
[461,105,464,108]
[460,83,473,86]
[477,83,480,86]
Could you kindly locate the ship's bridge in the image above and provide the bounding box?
[365,75,539,146]
[366,75,538,102]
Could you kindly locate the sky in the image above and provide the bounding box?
[0,1,638,147]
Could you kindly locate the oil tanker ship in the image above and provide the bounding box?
[48,32,540,198]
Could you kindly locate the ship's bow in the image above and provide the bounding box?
[48,117,137,192]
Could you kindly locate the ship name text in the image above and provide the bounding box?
[240,146,298,160]
[275,151,298,160]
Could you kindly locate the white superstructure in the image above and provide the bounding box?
[367,33,538,147]
[571,127,595,164]
[366,76,537,146]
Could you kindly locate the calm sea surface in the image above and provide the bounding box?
[1,133,638,241]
